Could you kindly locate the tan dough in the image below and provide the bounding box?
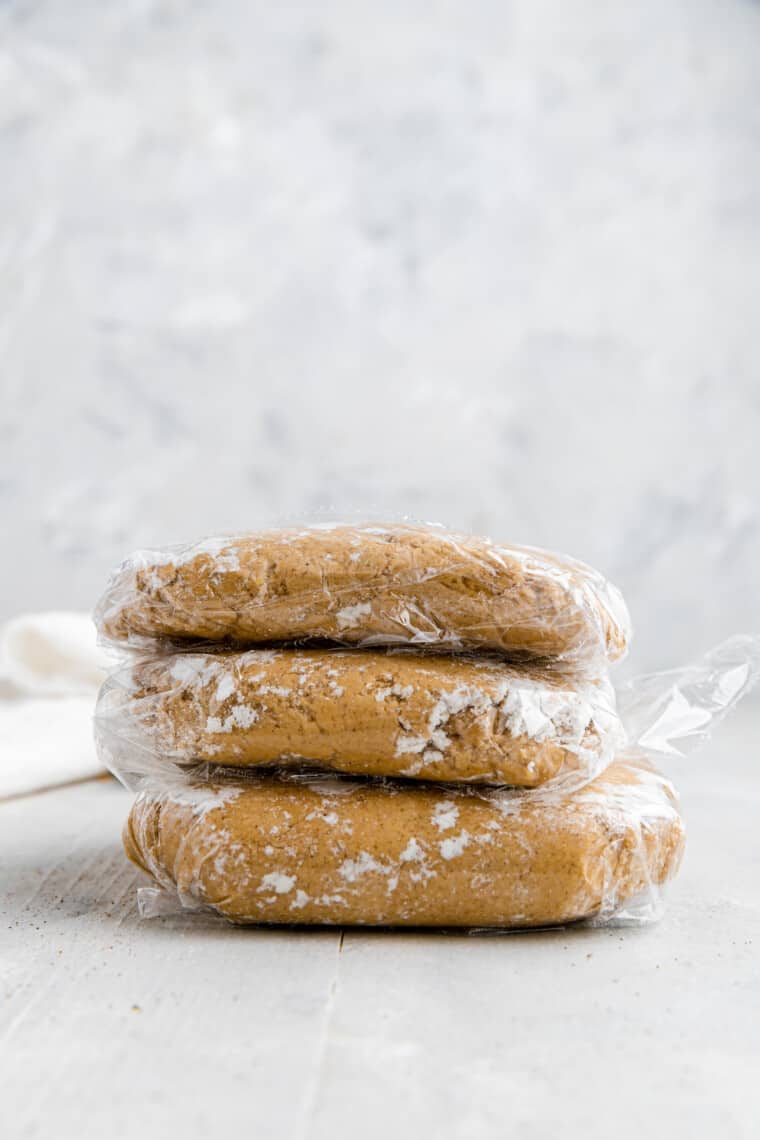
[124,755,684,928]
[98,648,623,787]
[95,523,630,665]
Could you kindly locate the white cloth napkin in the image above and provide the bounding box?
[0,612,110,798]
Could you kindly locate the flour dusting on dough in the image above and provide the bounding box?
[258,872,295,894]
[335,602,372,629]
[439,831,471,860]
[432,801,459,831]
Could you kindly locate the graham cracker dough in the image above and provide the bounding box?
[123,755,684,928]
[97,648,623,787]
[95,523,630,665]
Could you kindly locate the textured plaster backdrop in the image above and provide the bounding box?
[1,0,759,673]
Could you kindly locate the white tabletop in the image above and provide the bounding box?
[3,705,758,1140]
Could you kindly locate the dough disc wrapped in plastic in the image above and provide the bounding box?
[124,755,684,928]
[96,648,624,788]
[94,524,630,667]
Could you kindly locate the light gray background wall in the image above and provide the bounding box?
[1,0,759,674]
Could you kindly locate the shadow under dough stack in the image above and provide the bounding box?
[94,523,685,928]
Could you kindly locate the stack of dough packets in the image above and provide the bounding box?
[94,522,687,929]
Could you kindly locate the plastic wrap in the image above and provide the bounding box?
[94,647,624,790]
[616,634,760,757]
[124,754,684,928]
[93,523,631,669]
